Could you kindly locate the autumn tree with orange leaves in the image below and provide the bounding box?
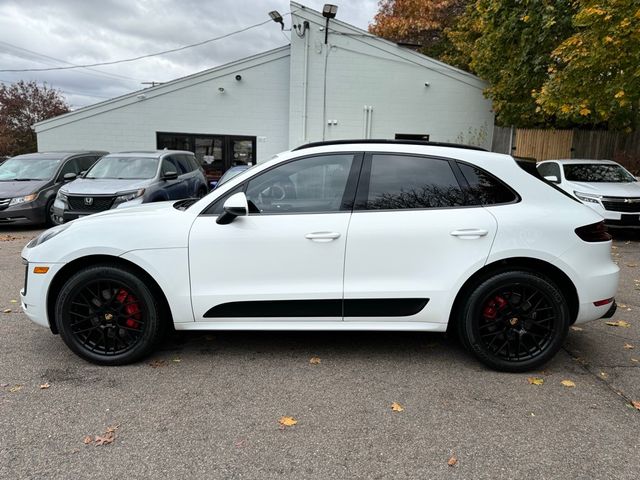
[369,0,469,60]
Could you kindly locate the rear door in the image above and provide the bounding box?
[343,152,501,325]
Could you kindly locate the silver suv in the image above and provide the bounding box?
[54,150,207,223]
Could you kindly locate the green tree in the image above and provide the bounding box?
[535,0,640,130]
[446,0,577,127]
[369,0,470,60]
[0,81,69,157]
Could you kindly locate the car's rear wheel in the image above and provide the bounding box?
[55,264,164,365]
[457,270,570,372]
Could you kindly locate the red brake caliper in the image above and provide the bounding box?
[483,295,508,320]
[116,289,141,329]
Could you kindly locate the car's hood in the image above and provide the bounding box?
[567,181,640,197]
[0,180,48,197]
[61,178,150,195]
[24,200,197,263]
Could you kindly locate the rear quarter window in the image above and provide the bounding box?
[457,162,518,205]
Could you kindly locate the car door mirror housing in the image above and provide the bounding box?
[217,192,249,225]
[63,172,77,182]
[163,171,179,180]
[544,175,559,183]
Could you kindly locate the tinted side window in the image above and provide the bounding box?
[457,163,517,205]
[246,154,355,214]
[537,162,561,179]
[203,185,244,215]
[176,154,194,173]
[77,156,98,172]
[362,154,465,209]
[161,158,178,175]
[58,158,79,179]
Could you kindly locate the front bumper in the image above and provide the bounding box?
[0,201,47,225]
[20,261,64,330]
[582,202,640,227]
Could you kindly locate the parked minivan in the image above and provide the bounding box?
[0,151,106,226]
[53,150,208,222]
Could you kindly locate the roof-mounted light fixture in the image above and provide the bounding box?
[269,10,285,30]
[321,4,338,44]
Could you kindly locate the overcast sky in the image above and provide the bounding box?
[0,0,379,109]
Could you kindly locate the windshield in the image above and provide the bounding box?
[86,156,159,179]
[564,164,636,183]
[0,156,61,181]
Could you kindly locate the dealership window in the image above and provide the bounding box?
[156,132,255,183]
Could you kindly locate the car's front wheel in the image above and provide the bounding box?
[457,270,570,372]
[55,264,164,365]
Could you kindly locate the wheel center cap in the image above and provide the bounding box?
[509,317,519,326]
[104,313,114,321]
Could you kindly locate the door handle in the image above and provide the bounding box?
[450,228,489,239]
[305,232,341,242]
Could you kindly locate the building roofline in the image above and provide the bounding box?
[34,45,290,131]
[289,1,484,88]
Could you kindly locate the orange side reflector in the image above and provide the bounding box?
[33,266,49,274]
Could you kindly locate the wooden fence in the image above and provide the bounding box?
[492,127,640,173]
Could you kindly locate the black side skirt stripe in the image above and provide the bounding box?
[203,298,429,318]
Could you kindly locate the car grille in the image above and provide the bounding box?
[601,197,640,213]
[67,195,115,212]
[0,198,9,211]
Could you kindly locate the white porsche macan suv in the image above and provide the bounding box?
[20,141,619,371]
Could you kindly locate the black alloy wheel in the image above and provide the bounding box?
[458,270,570,372]
[55,265,164,365]
[45,198,60,226]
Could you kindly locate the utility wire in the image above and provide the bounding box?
[0,15,283,73]
[0,40,140,82]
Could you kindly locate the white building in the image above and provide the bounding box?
[35,2,494,181]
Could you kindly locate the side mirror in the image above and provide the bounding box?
[216,192,248,225]
[63,172,77,182]
[544,175,559,183]
[163,171,178,180]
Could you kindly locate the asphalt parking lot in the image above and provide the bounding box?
[1,226,639,479]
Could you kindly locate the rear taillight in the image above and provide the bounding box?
[575,221,612,242]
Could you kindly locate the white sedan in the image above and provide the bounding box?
[20,141,619,371]
[537,159,640,227]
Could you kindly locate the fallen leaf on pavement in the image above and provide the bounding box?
[309,357,321,365]
[570,326,583,331]
[447,455,458,467]
[172,357,181,363]
[632,358,639,363]
[561,380,576,388]
[0,235,18,242]
[605,320,631,328]
[279,416,298,427]
[391,402,404,412]
[632,401,640,411]
[3,309,11,314]
[94,432,115,446]
[624,343,634,350]
[9,385,22,393]
[599,372,608,379]
[149,360,166,368]
[83,436,93,445]
[528,377,544,385]
[10,299,17,304]
[618,303,628,308]
[105,425,119,433]
[626,263,638,267]
[39,383,50,389]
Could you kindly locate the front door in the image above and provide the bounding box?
[188,153,362,322]
[343,153,498,324]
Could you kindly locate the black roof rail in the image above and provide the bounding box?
[292,139,487,152]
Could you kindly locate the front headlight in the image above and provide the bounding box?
[26,224,71,248]
[114,188,145,203]
[56,190,68,201]
[9,193,38,206]
[574,191,602,204]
